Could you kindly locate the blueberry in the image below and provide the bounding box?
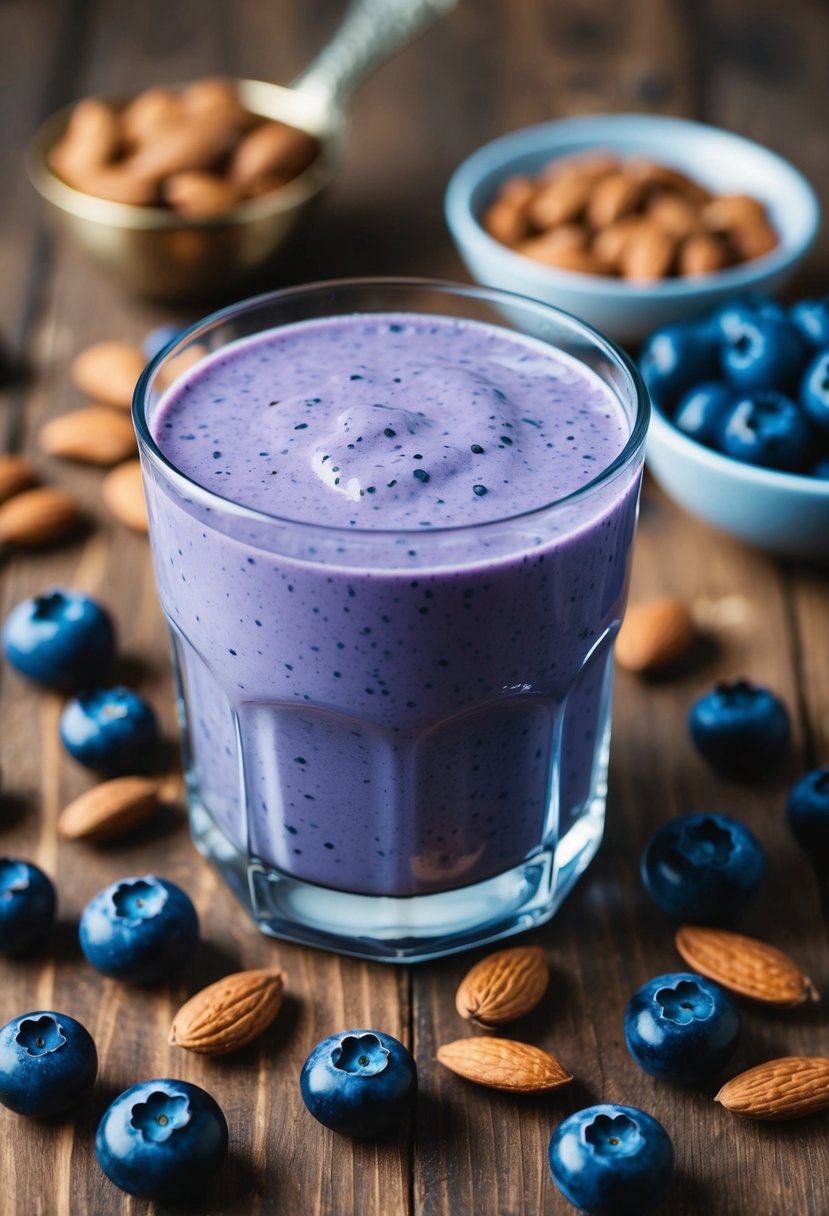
[96,1078,227,1202]
[2,589,116,691]
[142,324,183,361]
[718,391,812,472]
[787,766,829,864]
[639,324,719,409]
[79,875,199,983]
[0,859,56,954]
[0,1010,97,1116]
[707,294,785,342]
[59,685,160,774]
[624,972,740,1084]
[673,381,733,446]
[300,1028,417,1137]
[641,812,765,923]
[548,1103,674,1215]
[799,349,829,432]
[721,316,809,394]
[689,678,790,778]
[790,298,829,348]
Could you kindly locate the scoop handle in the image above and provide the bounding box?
[292,0,456,117]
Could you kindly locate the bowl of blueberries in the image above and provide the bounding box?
[642,293,829,561]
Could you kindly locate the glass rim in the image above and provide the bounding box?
[133,276,650,540]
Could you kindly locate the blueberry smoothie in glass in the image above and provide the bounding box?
[136,280,648,961]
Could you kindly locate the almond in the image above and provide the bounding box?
[102,460,148,533]
[703,194,769,232]
[121,88,184,145]
[164,171,241,218]
[40,406,137,466]
[591,217,648,270]
[80,167,158,206]
[180,77,249,128]
[646,193,702,239]
[437,1037,572,1093]
[482,199,528,246]
[627,158,713,206]
[675,925,819,1006]
[619,223,676,281]
[456,946,549,1026]
[70,341,146,410]
[49,97,121,185]
[58,776,159,841]
[615,596,696,674]
[230,122,318,192]
[586,171,642,229]
[729,219,778,261]
[497,175,536,210]
[715,1057,829,1120]
[0,455,35,504]
[679,232,730,276]
[0,487,83,548]
[170,968,286,1055]
[126,110,240,182]
[527,174,593,230]
[518,241,603,274]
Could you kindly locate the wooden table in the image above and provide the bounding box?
[2,1,828,1212]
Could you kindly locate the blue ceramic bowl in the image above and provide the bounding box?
[647,404,829,561]
[445,114,820,345]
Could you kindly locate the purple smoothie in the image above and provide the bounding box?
[146,313,640,897]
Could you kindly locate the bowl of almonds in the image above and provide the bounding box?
[445,113,820,344]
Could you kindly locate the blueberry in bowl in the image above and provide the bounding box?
[0,858,56,954]
[96,1078,227,1202]
[0,1010,97,1116]
[300,1028,417,1137]
[689,678,790,778]
[59,685,160,774]
[641,811,765,923]
[79,875,199,984]
[548,1103,674,1214]
[624,972,740,1084]
[2,588,115,690]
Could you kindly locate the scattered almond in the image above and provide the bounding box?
[0,486,83,548]
[615,596,696,674]
[101,459,148,533]
[437,1037,572,1093]
[70,341,146,410]
[455,945,549,1027]
[675,925,819,1006]
[0,454,35,504]
[39,406,137,466]
[170,968,286,1055]
[715,1057,829,1120]
[58,776,159,842]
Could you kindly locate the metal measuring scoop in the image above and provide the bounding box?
[28,0,456,300]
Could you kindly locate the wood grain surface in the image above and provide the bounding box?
[1,1,828,1213]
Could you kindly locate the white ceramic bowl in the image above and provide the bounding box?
[646,402,829,562]
[445,114,821,345]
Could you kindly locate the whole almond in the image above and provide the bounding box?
[40,406,137,466]
[703,194,769,232]
[716,1057,829,1120]
[497,175,536,210]
[437,1037,572,1093]
[71,341,145,410]
[620,223,676,281]
[164,171,241,218]
[527,174,593,230]
[180,77,249,128]
[102,460,148,533]
[647,193,702,240]
[586,171,642,230]
[520,224,587,256]
[126,110,240,182]
[456,946,549,1026]
[121,88,184,145]
[679,232,730,276]
[230,122,318,191]
[592,216,648,270]
[518,241,603,274]
[49,97,121,185]
[627,158,712,206]
[58,776,159,842]
[0,455,35,504]
[675,925,819,1006]
[729,219,778,262]
[615,596,696,674]
[483,199,528,247]
[0,487,82,548]
[80,167,159,206]
[170,968,286,1055]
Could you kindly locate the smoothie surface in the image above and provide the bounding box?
[153,313,629,529]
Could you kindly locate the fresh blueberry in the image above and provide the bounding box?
[96,1078,227,1202]
[548,1103,674,1215]
[2,589,116,691]
[300,1028,417,1137]
[708,295,785,342]
[641,812,765,924]
[639,324,719,409]
[0,859,56,954]
[721,316,809,394]
[787,766,829,864]
[624,972,740,1084]
[790,298,829,348]
[0,1010,97,1116]
[799,349,829,432]
[79,875,199,983]
[718,392,812,472]
[59,685,160,774]
[673,381,733,446]
[689,678,790,778]
[142,324,182,361]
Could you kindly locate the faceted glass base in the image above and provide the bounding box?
[188,787,605,963]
